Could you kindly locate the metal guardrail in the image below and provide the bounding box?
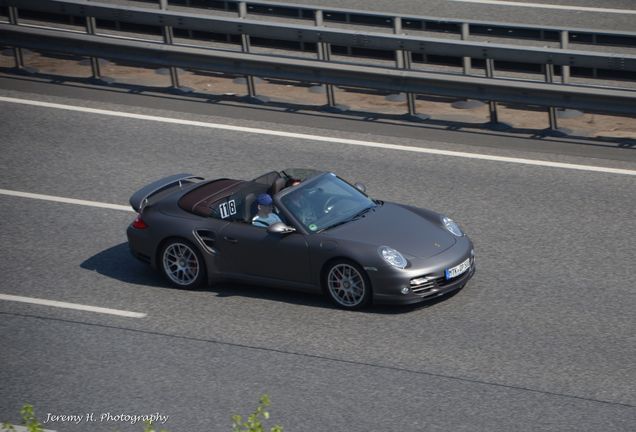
[128,0,636,84]
[5,0,636,72]
[1,0,635,130]
[2,24,636,114]
[111,0,636,47]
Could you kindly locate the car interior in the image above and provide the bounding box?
[178,170,313,226]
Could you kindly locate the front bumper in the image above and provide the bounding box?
[370,237,476,305]
[373,264,475,305]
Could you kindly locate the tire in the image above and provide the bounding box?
[159,238,206,289]
[323,260,372,310]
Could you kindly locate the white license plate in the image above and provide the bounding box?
[445,258,470,280]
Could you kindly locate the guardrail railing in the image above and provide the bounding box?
[105,0,636,49]
[109,0,636,82]
[1,0,635,132]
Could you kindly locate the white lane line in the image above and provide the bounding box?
[0,188,133,212]
[0,294,147,318]
[1,96,635,176]
[446,0,636,14]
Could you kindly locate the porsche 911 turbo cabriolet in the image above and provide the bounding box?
[127,168,475,309]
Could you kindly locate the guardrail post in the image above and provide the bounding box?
[159,0,185,91]
[393,17,404,69]
[238,1,258,99]
[392,17,424,119]
[403,51,420,118]
[7,6,26,71]
[461,22,472,75]
[85,16,104,80]
[315,9,337,109]
[451,22,483,110]
[544,63,559,131]
[486,58,499,124]
[557,31,582,120]
[560,30,570,83]
[591,34,598,78]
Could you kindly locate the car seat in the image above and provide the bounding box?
[243,193,256,223]
[269,177,286,195]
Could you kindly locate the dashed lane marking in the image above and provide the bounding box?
[0,188,133,212]
[0,294,147,318]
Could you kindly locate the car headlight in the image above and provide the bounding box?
[378,246,407,269]
[442,216,464,237]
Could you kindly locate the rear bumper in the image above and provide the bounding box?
[127,224,156,267]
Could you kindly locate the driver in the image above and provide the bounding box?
[252,193,282,228]
[285,188,318,226]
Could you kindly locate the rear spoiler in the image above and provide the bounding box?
[129,173,203,212]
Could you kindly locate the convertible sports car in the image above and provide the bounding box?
[127,169,475,309]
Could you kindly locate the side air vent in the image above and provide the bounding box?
[194,230,217,253]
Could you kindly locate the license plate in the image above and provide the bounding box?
[445,258,470,280]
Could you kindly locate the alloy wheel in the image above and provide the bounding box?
[162,242,200,286]
[327,263,367,307]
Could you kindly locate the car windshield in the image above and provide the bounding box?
[280,173,375,233]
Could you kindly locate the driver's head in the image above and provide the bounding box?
[256,193,274,214]
[257,193,273,207]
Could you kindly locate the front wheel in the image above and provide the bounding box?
[323,260,371,309]
[160,239,206,289]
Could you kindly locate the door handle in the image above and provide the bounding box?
[224,236,238,244]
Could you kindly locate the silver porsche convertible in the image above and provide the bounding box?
[127,169,475,309]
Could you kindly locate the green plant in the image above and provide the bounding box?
[231,394,283,432]
[1,404,43,432]
[142,419,168,432]
[21,405,44,432]
[1,421,15,431]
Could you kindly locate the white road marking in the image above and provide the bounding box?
[0,294,147,318]
[446,0,636,14]
[0,188,133,212]
[1,96,635,176]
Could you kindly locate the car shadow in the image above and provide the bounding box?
[81,243,461,314]
[80,242,167,288]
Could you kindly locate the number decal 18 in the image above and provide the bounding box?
[219,199,237,219]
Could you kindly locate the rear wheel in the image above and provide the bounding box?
[323,260,371,309]
[160,239,206,289]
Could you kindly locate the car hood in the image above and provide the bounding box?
[322,202,456,258]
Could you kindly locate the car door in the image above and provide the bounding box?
[218,221,311,284]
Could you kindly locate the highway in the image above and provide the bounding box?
[0,73,635,431]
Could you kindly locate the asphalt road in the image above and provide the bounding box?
[0,81,635,432]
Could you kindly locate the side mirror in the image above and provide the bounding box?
[267,222,296,235]
[354,182,366,193]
